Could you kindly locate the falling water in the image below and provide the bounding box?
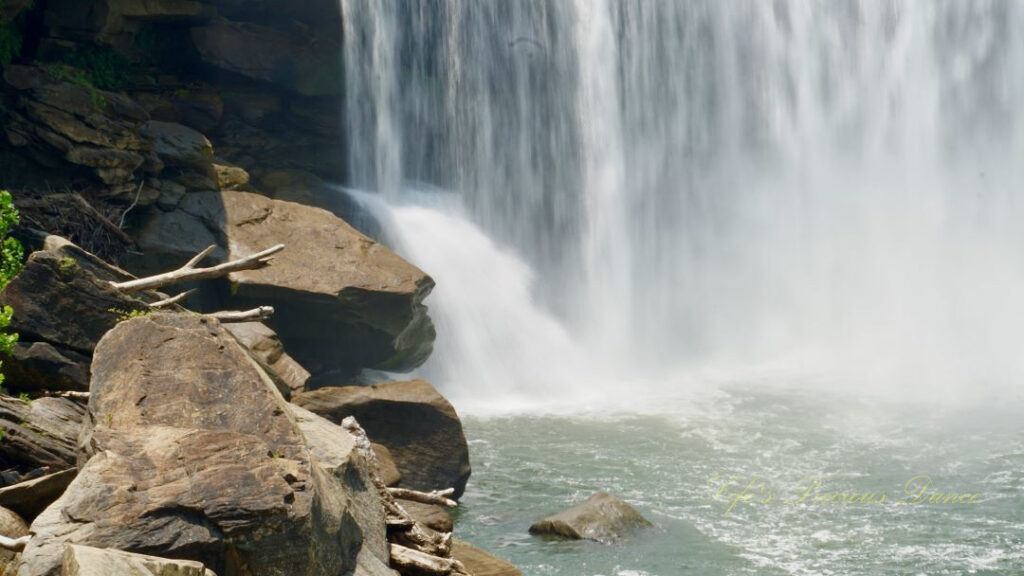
[341,1,1024,400]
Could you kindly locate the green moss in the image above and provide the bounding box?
[44,64,107,108]
[58,255,77,273]
[109,307,152,322]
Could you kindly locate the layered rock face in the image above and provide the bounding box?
[132,191,436,379]
[16,314,392,576]
[293,379,471,498]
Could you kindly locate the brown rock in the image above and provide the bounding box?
[397,499,452,533]
[0,506,29,569]
[371,442,401,487]
[224,322,309,398]
[451,540,522,576]
[16,314,391,576]
[528,492,653,543]
[212,161,249,190]
[0,396,84,478]
[0,469,77,522]
[0,342,90,393]
[139,120,213,171]
[62,545,216,576]
[131,190,435,376]
[293,380,470,498]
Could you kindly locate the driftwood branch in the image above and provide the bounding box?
[54,391,90,401]
[342,417,453,559]
[389,544,469,576]
[387,487,457,509]
[111,244,285,293]
[149,289,196,309]
[206,307,275,323]
[0,535,29,551]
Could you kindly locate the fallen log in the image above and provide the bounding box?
[111,244,284,293]
[387,487,457,509]
[389,544,469,576]
[206,307,275,323]
[0,534,29,552]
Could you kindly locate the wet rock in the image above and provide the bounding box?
[528,492,653,543]
[61,545,216,576]
[451,540,522,576]
[293,379,470,498]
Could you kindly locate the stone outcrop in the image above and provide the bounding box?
[528,492,652,543]
[61,545,216,576]
[397,500,452,534]
[131,191,436,378]
[16,314,392,576]
[451,540,522,576]
[293,379,471,498]
[0,396,84,482]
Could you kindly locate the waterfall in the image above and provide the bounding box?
[341,1,1024,400]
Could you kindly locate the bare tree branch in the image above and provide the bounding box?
[149,289,197,309]
[387,487,457,509]
[111,244,285,293]
[206,307,275,323]
[0,535,29,552]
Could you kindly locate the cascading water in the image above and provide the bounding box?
[341,1,1024,401]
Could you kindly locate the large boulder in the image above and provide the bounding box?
[130,191,435,378]
[292,379,471,498]
[62,545,216,576]
[16,314,391,576]
[528,492,652,543]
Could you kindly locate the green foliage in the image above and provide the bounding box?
[0,18,21,67]
[109,307,152,322]
[58,256,76,273]
[17,392,29,404]
[44,64,107,108]
[0,191,21,390]
[60,45,130,90]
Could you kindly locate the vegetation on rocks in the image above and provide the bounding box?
[0,191,23,388]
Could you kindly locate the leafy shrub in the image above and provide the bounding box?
[0,190,23,389]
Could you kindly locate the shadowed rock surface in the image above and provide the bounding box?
[293,379,471,498]
[529,492,652,543]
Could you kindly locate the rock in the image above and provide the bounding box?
[1,65,154,185]
[292,380,470,498]
[190,18,341,96]
[61,545,216,576]
[211,161,249,190]
[0,469,77,522]
[451,540,522,576]
[44,0,213,51]
[396,499,451,533]
[0,506,30,570]
[528,492,653,543]
[0,342,90,393]
[15,314,390,576]
[129,209,224,275]
[371,442,401,487]
[172,89,224,133]
[0,396,84,479]
[224,322,309,398]
[131,190,435,376]
[139,121,213,171]
[0,251,148,354]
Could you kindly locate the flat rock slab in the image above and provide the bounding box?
[293,379,471,498]
[0,395,84,476]
[0,469,76,522]
[62,545,216,576]
[450,540,521,576]
[529,492,652,544]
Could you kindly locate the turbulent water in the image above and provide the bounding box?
[339,1,1024,574]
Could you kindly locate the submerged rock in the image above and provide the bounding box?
[61,545,216,576]
[529,492,652,543]
[293,379,471,498]
[16,314,390,576]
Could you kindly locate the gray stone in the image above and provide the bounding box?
[529,492,653,543]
